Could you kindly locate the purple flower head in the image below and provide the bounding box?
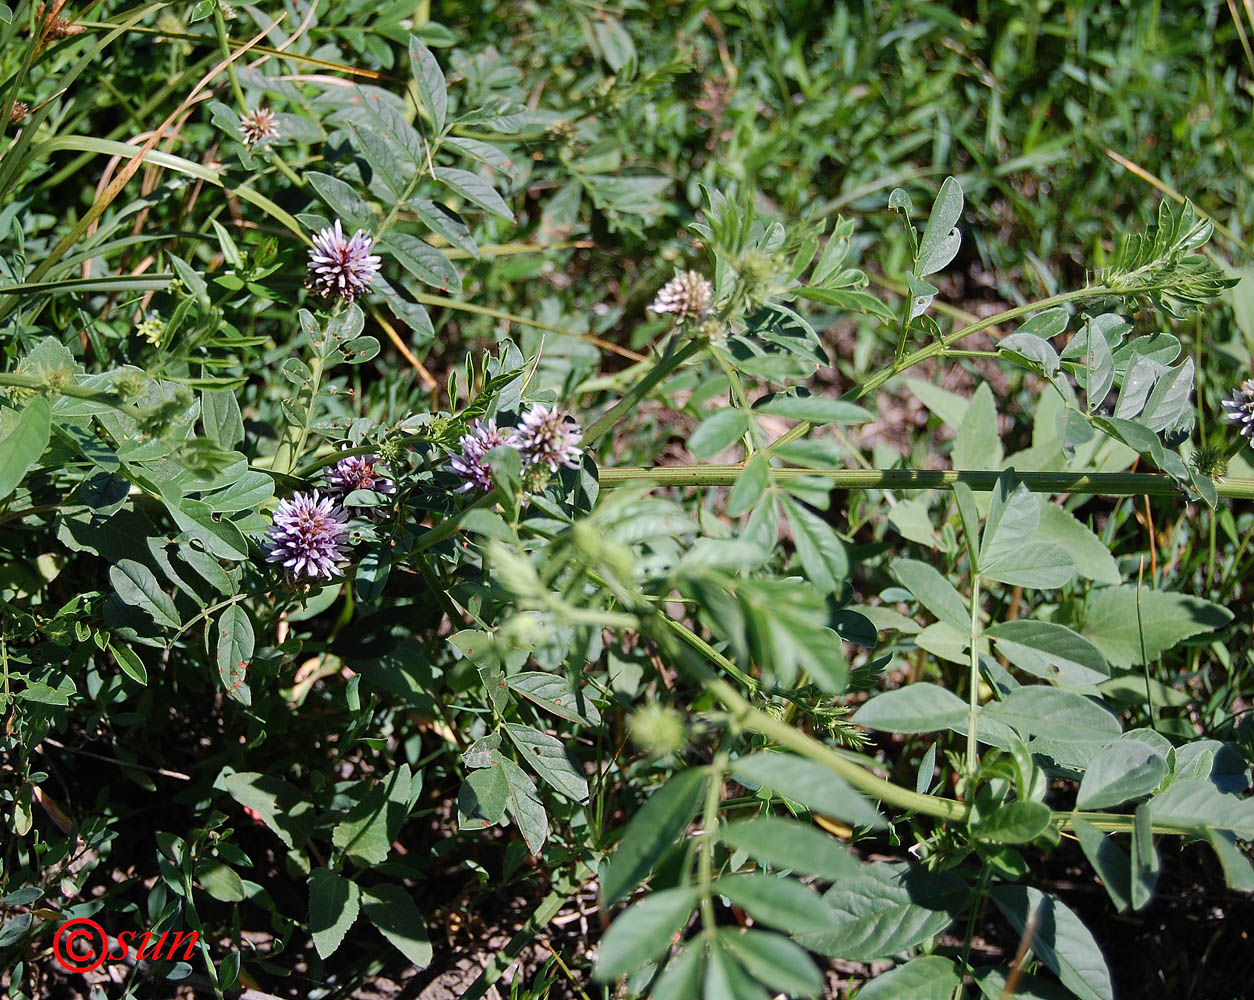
[326,454,395,499]
[307,220,381,304]
[649,270,713,321]
[239,107,280,146]
[264,491,349,580]
[449,418,511,492]
[1222,378,1254,443]
[512,405,584,472]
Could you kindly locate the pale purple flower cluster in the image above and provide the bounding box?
[448,407,584,493]
[264,491,350,580]
[265,456,399,581]
[239,107,280,147]
[512,405,584,472]
[307,220,381,304]
[1221,378,1254,443]
[449,418,511,493]
[325,454,395,500]
[648,270,713,321]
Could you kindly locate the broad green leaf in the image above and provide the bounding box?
[457,762,509,830]
[906,271,939,319]
[199,862,245,902]
[1078,586,1232,667]
[1001,331,1061,376]
[652,941,705,1000]
[1150,779,1254,837]
[506,672,600,725]
[981,476,1041,564]
[408,37,447,133]
[720,816,858,880]
[973,967,1075,1000]
[436,167,513,221]
[856,956,962,1000]
[718,928,824,998]
[215,604,253,703]
[203,471,274,513]
[952,383,1002,470]
[731,752,883,829]
[593,887,697,980]
[886,496,938,549]
[0,396,50,500]
[915,621,969,664]
[306,171,376,232]
[853,684,968,734]
[110,643,148,685]
[504,723,588,801]
[799,862,968,959]
[384,232,460,290]
[952,481,980,566]
[222,772,315,848]
[361,883,432,969]
[500,757,548,854]
[308,870,360,960]
[712,873,837,932]
[170,498,250,561]
[1140,357,1194,433]
[916,176,963,276]
[1035,503,1121,585]
[689,408,749,459]
[986,620,1110,687]
[602,768,706,903]
[200,390,243,449]
[991,885,1114,1000]
[110,559,180,630]
[892,558,968,630]
[971,800,1052,844]
[1130,803,1159,910]
[705,944,771,1000]
[906,377,968,429]
[1205,829,1254,891]
[983,540,1075,589]
[1073,817,1133,911]
[332,765,412,866]
[1076,740,1167,809]
[781,495,848,593]
[755,394,872,425]
[728,453,769,517]
[982,688,1121,744]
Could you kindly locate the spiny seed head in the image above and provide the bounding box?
[629,704,686,757]
[449,418,511,493]
[7,102,29,127]
[648,270,713,322]
[1192,445,1228,479]
[1221,378,1254,443]
[264,491,350,580]
[307,220,381,304]
[512,405,584,472]
[239,107,280,147]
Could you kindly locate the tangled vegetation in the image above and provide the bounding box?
[2,2,1254,998]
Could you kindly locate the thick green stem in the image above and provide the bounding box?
[966,572,982,776]
[653,613,1227,838]
[213,5,248,111]
[597,466,1254,499]
[852,284,1174,401]
[698,754,727,934]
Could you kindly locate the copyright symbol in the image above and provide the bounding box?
[53,918,109,974]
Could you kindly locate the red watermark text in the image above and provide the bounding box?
[53,918,199,973]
